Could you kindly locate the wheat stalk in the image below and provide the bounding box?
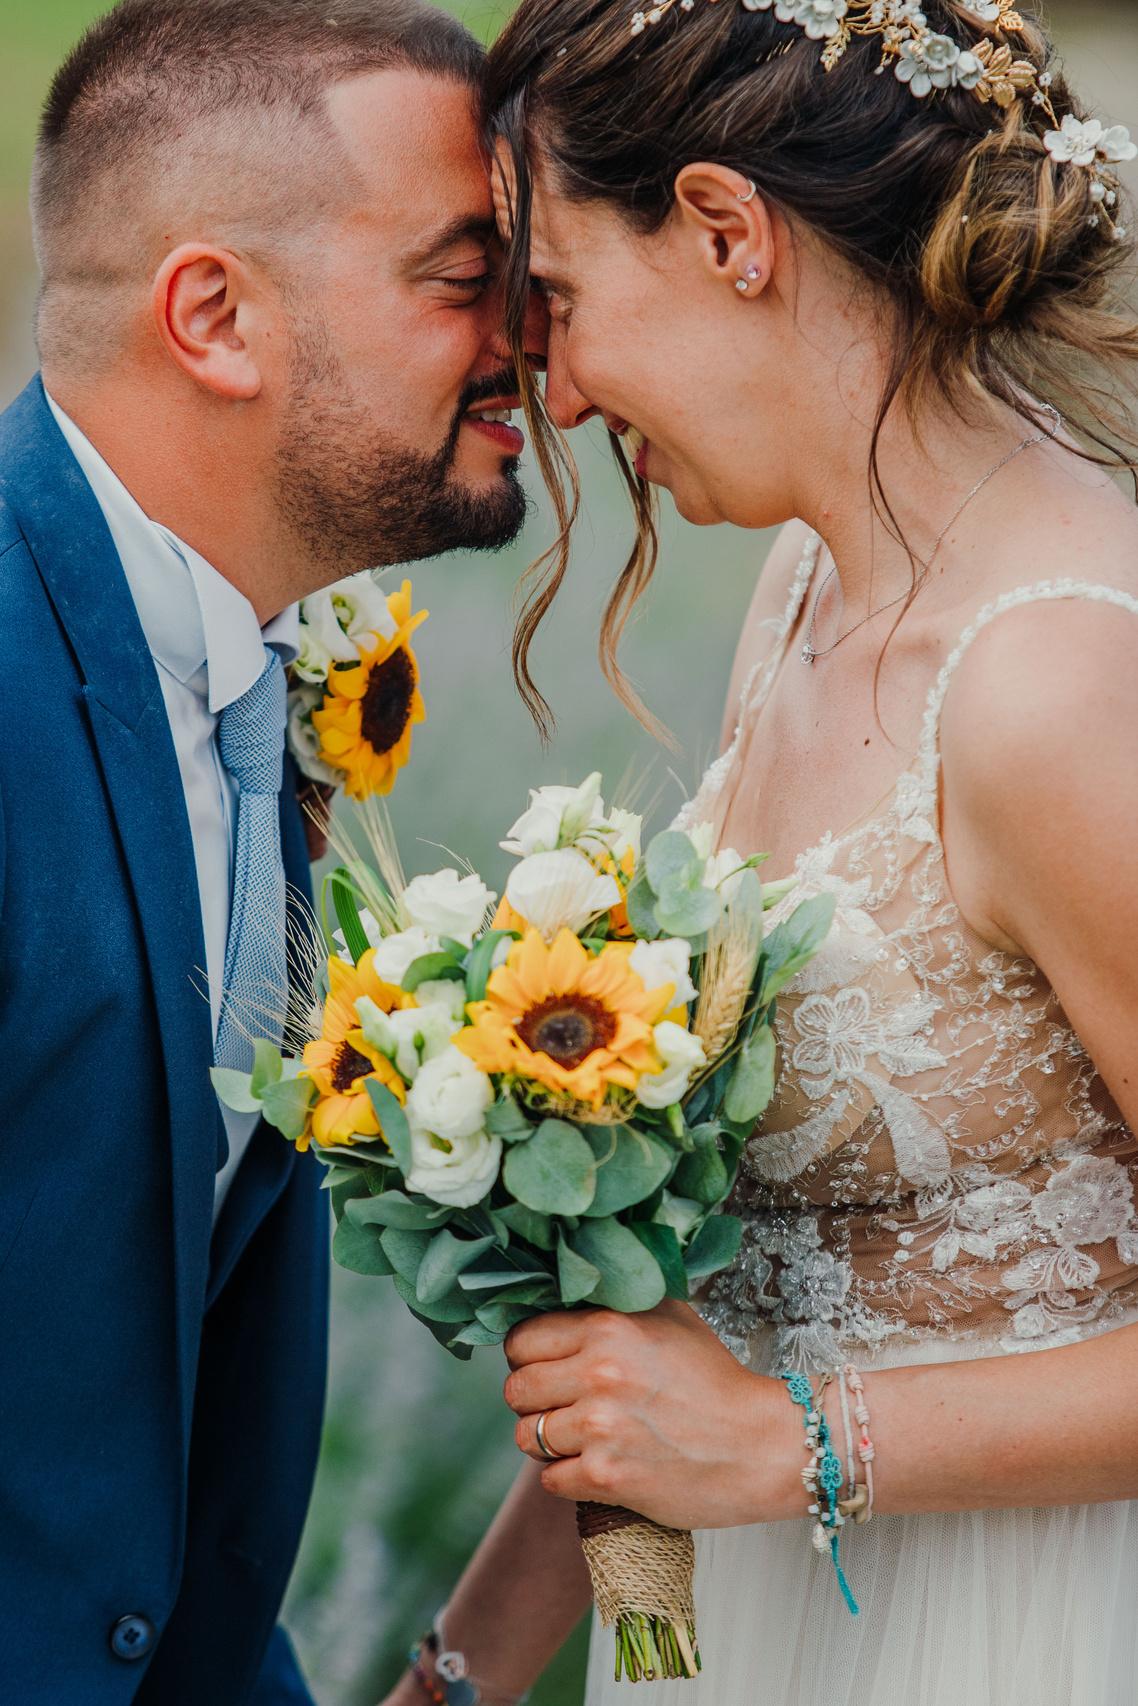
[693,905,764,1064]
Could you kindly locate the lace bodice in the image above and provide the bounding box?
[687,533,1138,1373]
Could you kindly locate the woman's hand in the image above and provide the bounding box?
[503,1300,798,1530]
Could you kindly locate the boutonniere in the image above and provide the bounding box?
[287,575,427,803]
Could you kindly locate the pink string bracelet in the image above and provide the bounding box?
[837,1363,876,1524]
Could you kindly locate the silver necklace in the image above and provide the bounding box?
[800,406,1061,666]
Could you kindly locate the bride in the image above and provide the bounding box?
[384,3,1138,1703]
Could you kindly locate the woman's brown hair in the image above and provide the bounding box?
[484,0,1138,734]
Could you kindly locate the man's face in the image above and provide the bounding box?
[275,69,526,574]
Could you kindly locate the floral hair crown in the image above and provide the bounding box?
[627,0,1135,237]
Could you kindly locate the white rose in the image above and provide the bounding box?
[401,869,496,948]
[636,1021,707,1110]
[286,687,340,786]
[406,1120,503,1210]
[630,938,697,1008]
[505,848,621,941]
[704,847,747,901]
[501,774,606,857]
[406,1045,495,1142]
[414,978,469,1026]
[372,926,440,987]
[357,998,459,1082]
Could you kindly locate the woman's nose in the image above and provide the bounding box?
[544,345,600,431]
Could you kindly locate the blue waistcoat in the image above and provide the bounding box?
[0,378,330,1704]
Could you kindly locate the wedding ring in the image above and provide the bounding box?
[534,1409,567,1462]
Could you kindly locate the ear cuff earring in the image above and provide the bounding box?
[735,265,762,293]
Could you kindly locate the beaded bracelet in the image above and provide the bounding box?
[840,1363,876,1524]
[780,1371,859,1616]
[408,1617,531,1706]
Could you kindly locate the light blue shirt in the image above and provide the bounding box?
[47,394,299,1217]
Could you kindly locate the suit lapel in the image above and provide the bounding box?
[0,380,219,1442]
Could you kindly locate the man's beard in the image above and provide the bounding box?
[275,320,527,575]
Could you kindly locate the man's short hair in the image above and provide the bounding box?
[32,0,485,372]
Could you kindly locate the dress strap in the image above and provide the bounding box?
[914,580,1138,800]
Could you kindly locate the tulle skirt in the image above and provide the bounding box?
[584,1332,1138,1706]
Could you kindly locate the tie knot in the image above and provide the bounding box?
[218,649,286,796]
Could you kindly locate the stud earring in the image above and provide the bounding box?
[735,264,762,293]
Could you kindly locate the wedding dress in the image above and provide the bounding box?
[585,533,1138,1706]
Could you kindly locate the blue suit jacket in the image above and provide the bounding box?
[0,379,330,1703]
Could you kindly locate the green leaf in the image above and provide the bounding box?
[485,1096,534,1144]
[624,873,661,941]
[629,1221,690,1300]
[260,1074,316,1142]
[331,868,371,964]
[402,952,466,993]
[416,1231,498,1305]
[474,1298,547,1335]
[494,1202,555,1251]
[757,894,836,1006]
[378,1226,433,1281]
[249,1040,284,1100]
[332,1215,395,1277]
[653,1192,704,1242]
[671,1126,731,1206]
[556,1232,601,1305]
[209,1067,263,1115]
[645,831,702,894]
[683,1213,744,1279]
[448,1321,506,1348]
[567,1217,666,1313]
[365,1081,412,1174]
[457,1266,552,1292]
[655,885,723,941]
[328,1169,371,1223]
[465,930,517,1004]
[346,1190,447,1231]
[503,1119,597,1216]
[392,1271,475,1324]
[724,1025,779,1126]
[581,1126,675,1218]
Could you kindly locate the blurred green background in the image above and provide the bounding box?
[1,3,1134,1702]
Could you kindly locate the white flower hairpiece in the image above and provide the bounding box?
[626,0,1133,239]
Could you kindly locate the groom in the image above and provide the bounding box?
[0,1,530,1701]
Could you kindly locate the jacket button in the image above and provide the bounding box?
[109,1615,156,1661]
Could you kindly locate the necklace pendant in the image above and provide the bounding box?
[800,641,816,665]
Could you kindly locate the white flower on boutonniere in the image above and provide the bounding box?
[505,848,621,941]
[299,576,397,678]
[401,869,496,948]
[286,686,340,785]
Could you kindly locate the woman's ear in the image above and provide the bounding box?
[673,164,775,297]
[151,244,264,400]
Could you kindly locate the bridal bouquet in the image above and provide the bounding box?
[213,775,833,1683]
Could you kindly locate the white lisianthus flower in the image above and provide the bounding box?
[406,1045,494,1142]
[401,869,496,947]
[505,849,621,941]
[292,628,333,685]
[704,846,747,901]
[298,587,365,665]
[286,686,340,786]
[414,979,469,1026]
[372,926,440,987]
[630,938,697,1008]
[501,774,607,857]
[357,998,459,1082]
[636,1022,708,1110]
[329,573,398,646]
[604,807,643,865]
[406,1120,503,1209]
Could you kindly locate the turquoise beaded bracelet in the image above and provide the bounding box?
[780,1371,860,1616]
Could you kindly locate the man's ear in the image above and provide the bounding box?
[151,245,264,399]
[673,165,776,296]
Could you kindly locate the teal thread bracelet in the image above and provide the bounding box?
[780,1371,860,1616]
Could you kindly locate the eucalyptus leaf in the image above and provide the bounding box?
[328,1169,371,1223]
[494,1202,556,1251]
[485,1096,534,1144]
[448,1321,507,1349]
[347,1191,447,1231]
[392,1271,475,1324]
[249,1040,284,1100]
[653,1192,705,1242]
[416,1231,498,1306]
[683,1212,744,1279]
[645,831,702,894]
[378,1226,432,1281]
[332,1215,395,1277]
[724,1024,779,1126]
[671,1127,731,1206]
[654,884,723,941]
[456,1266,551,1292]
[581,1126,675,1217]
[629,1221,690,1300]
[465,930,517,1004]
[757,894,836,1006]
[209,1067,263,1115]
[260,1074,316,1142]
[402,952,466,992]
[556,1232,601,1305]
[474,1299,546,1336]
[503,1119,596,1216]
[624,873,662,941]
[366,1081,413,1174]
[568,1216,666,1313]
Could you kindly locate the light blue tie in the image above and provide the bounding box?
[214,648,288,1076]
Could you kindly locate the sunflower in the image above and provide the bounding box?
[457,928,674,1108]
[311,580,427,801]
[300,950,409,1150]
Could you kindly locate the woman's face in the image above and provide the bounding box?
[498,154,811,529]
